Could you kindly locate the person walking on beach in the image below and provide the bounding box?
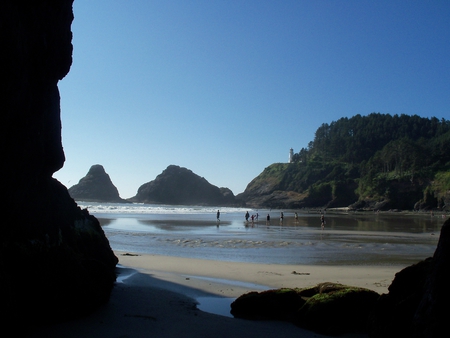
[321,214,325,230]
[245,211,250,222]
[294,212,298,222]
[280,211,284,224]
[216,210,220,222]
[266,213,271,225]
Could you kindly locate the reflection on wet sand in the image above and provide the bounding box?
[98,211,442,267]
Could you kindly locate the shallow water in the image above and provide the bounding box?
[86,202,444,318]
[79,202,443,266]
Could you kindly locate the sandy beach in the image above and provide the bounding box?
[28,251,405,338]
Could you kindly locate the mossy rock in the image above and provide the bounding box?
[231,282,380,335]
[296,282,380,335]
[230,288,306,321]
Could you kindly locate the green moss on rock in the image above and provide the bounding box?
[231,282,380,335]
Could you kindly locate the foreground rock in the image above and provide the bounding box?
[69,164,128,202]
[413,218,450,337]
[1,1,117,332]
[368,258,432,337]
[369,218,450,338]
[231,282,379,335]
[130,165,236,206]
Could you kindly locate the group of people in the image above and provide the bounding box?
[245,211,259,223]
[218,210,326,229]
[249,211,326,229]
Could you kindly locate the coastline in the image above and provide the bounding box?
[29,251,405,338]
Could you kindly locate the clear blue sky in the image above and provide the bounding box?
[54,0,450,199]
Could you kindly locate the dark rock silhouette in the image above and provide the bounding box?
[369,218,450,338]
[0,1,117,332]
[368,258,433,337]
[69,164,128,202]
[130,165,235,206]
[413,218,450,337]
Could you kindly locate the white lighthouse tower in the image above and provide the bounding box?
[289,148,294,163]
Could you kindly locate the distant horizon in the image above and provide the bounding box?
[54,0,450,199]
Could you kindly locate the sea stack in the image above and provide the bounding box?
[130,165,235,206]
[69,164,127,202]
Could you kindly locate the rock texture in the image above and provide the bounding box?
[69,164,128,202]
[130,165,236,206]
[231,283,380,335]
[0,1,117,332]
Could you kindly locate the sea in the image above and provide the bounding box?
[79,202,443,266]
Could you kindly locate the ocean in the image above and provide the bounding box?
[79,202,442,266]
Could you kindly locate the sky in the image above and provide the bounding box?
[54,0,450,199]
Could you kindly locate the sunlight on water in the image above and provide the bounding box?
[79,202,443,266]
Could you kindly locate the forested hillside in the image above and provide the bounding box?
[240,113,450,210]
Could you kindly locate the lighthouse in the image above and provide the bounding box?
[289,148,294,163]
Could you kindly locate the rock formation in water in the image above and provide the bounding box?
[69,164,128,202]
[0,1,117,332]
[130,165,236,205]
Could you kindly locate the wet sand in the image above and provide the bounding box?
[29,251,404,338]
[100,210,441,266]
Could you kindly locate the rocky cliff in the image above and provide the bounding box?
[69,164,128,202]
[130,165,236,206]
[237,163,307,209]
[0,1,117,332]
[238,162,447,211]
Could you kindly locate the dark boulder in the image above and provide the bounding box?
[69,164,128,202]
[231,288,306,321]
[295,283,380,335]
[130,165,236,206]
[231,283,380,335]
[412,218,450,337]
[369,218,450,338]
[0,1,117,332]
[368,258,432,337]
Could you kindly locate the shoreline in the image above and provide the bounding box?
[28,251,408,337]
[115,251,404,297]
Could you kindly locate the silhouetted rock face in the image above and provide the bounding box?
[0,1,117,332]
[131,165,235,205]
[69,164,127,202]
[369,218,450,338]
[412,218,450,338]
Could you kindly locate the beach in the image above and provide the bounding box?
[28,203,440,337]
[29,251,405,338]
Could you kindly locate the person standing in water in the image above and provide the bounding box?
[321,214,325,230]
[216,210,220,222]
[245,211,250,222]
[266,213,271,225]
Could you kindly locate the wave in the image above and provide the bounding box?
[76,201,252,215]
